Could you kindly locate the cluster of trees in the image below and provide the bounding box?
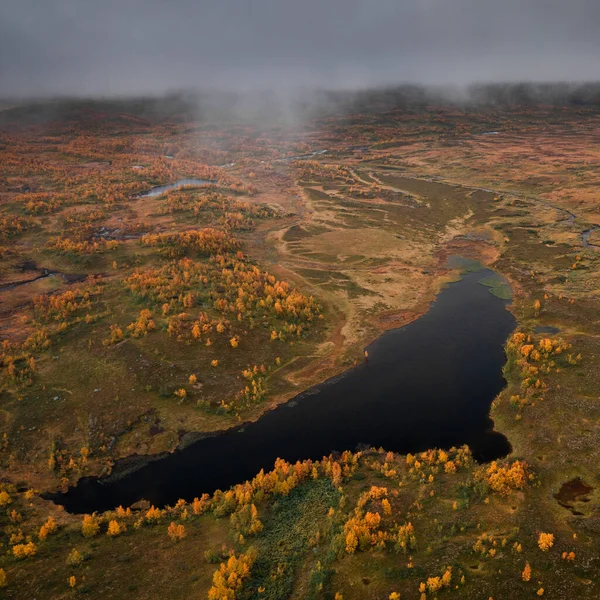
[34,284,99,322]
[0,451,354,586]
[0,215,36,241]
[418,567,454,595]
[221,210,267,231]
[218,368,267,413]
[346,184,383,199]
[124,156,250,195]
[47,440,92,484]
[208,549,257,600]
[297,161,357,184]
[3,135,131,204]
[404,446,473,484]
[6,277,106,384]
[126,309,156,337]
[159,189,225,215]
[159,190,274,232]
[344,485,416,555]
[103,324,124,346]
[0,484,65,564]
[1,326,53,388]
[12,541,37,559]
[123,255,321,345]
[76,177,143,205]
[60,207,107,237]
[202,454,356,519]
[371,451,399,478]
[506,331,580,413]
[165,311,230,344]
[46,236,118,255]
[472,531,522,558]
[123,258,207,309]
[230,503,263,538]
[479,460,529,495]
[18,192,67,214]
[1,349,36,387]
[140,228,239,258]
[200,454,357,516]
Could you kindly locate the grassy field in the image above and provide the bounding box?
[1,97,600,599]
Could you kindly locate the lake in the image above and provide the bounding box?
[48,268,516,513]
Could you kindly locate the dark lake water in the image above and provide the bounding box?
[138,178,215,198]
[49,269,515,514]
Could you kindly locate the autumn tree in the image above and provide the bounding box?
[107,520,124,537]
[127,309,156,337]
[103,325,124,346]
[66,549,84,567]
[208,550,256,600]
[39,516,58,539]
[81,514,100,538]
[167,522,187,542]
[230,504,263,536]
[13,542,37,559]
[538,532,554,551]
[480,460,528,495]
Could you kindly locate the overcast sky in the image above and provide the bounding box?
[1,0,600,97]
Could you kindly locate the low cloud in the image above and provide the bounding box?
[1,0,600,97]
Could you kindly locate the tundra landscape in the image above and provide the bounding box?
[0,87,599,599]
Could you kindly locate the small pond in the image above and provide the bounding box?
[138,178,215,198]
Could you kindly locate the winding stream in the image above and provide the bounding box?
[0,269,87,292]
[582,226,600,249]
[49,269,516,514]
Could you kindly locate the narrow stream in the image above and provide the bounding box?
[582,226,600,249]
[0,269,87,292]
[49,268,515,513]
[0,269,55,292]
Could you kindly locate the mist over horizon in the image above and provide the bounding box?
[1,0,600,99]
